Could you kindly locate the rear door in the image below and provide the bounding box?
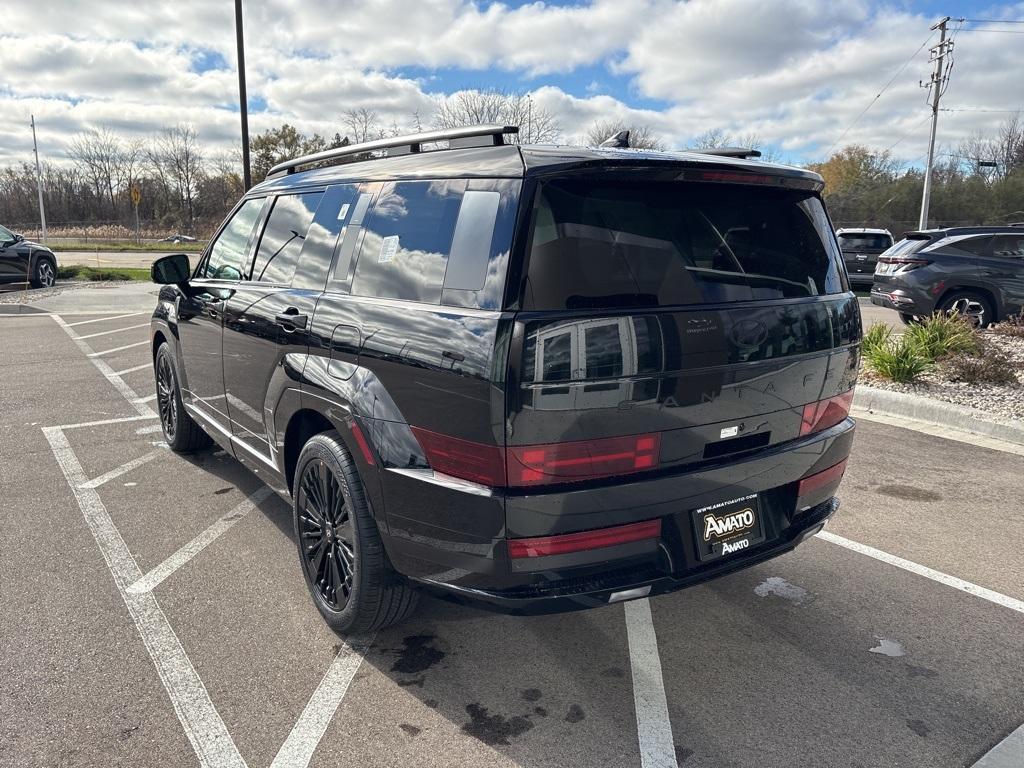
[977,233,1024,316]
[509,175,858,481]
[221,188,340,463]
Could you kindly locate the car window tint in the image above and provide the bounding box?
[941,235,992,257]
[991,235,1024,258]
[202,199,264,280]
[838,233,892,250]
[524,179,844,310]
[351,180,466,303]
[292,184,363,291]
[251,192,323,284]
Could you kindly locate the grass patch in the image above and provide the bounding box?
[903,312,978,362]
[863,334,931,383]
[49,240,203,253]
[57,265,151,282]
[861,323,892,358]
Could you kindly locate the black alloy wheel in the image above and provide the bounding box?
[154,342,211,452]
[156,352,178,442]
[297,458,356,611]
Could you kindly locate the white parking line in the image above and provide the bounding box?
[66,312,147,327]
[44,426,247,768]
[135,423,164,435]
[79,449,164,490]
[853,408,1024,458]
[77,322,151,340]
[116,363,153,376]
[134,394,157,404]
[270,635,374,768]
[57,414,157,431]
[973,722,1024,767]
[817,531,1024,615]
[89,340,149,357]
[51,315,155,418]
[127,488,273,594]
[625,598,678,768]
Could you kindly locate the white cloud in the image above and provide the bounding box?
[1,0,1022,169]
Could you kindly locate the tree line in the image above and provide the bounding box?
[1,89,1021,239]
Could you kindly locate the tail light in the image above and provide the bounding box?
[799,390,854,436]
[410,428,661,489]
[797,458,848,496]
[508,519,662,558]
[507,433,661,487]
[878,256,931,273]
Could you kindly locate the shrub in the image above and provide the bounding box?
[904,312,978,361]
[942,351,1019,386]
[863,335,931,383]
[861,323,892,358]
[992,314,1024,339]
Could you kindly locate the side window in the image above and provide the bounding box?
[251,191,323,284]
[944,235,992,257]
[991,235,1024,258]
[201,198,264,280]
[351,180,466,303]
[292,184,363,291]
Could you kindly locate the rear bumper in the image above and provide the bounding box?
[383,419,856,613]
[413,497,838,614]
[870,285,934,315]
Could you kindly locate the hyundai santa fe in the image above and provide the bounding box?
[149,125,860,633]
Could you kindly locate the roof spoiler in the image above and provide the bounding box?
[266,124,519,179]
[696,147,762,160]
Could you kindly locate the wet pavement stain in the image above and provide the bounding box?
[214,487,231,495]
[399,723,422,738]
[875,484,942,502]
[675,746,695,763]
[533,706,548,717]
[906,719,930,737]
[754,576,809,605]
[424,699,439,709]
[905,664,938,678]
[869,638,906,657]
[521,688,542,702]
[390,635,445,675]
[565,704,585,723]
[462,703,534,746]
[397,677,425,688]
[601,667,625,678]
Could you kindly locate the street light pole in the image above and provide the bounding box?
[234,0,252,190]
[918,16,952,230]
[30,115,47,243]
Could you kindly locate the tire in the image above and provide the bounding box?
[29,256,56,288]
[155,342,211,452]
[937,291,994,328]
[293,431,419,634]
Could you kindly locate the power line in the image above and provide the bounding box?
[883,113,933,154]
[823,31,935,157]
[956,28,1024,34]
[940,106,1023,113]
[962,18,1024,24]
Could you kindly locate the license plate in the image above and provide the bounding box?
[691,494,765,562]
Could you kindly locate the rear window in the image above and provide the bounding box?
[523,179,845,310]
[883,237,931,258]
[837,232,893,251]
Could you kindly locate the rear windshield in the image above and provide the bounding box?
[837,232,893,251]
[523,179,845,310]
[883,237,931,258]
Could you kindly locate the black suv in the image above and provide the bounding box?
[150,126,859,633]
[870,226,1024,326]
[0,224,58,288]
[835,228,893,288]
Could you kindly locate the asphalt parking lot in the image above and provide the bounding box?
[2,297,1021,768]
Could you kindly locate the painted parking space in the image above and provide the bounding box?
[3,308,1023,768]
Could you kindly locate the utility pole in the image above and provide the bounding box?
[918,16,953,230]
[30,115,47,243]
[234,0,252,190]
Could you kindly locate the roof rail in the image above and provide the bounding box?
[695,147,762,160]
[266,124,519,179]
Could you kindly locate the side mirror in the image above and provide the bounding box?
[151,253,191,284]
[13,233,24,244]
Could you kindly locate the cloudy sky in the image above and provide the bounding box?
[2,0,1023,168]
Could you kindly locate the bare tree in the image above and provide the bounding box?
[433,89,561,144]
[583,119,666,150]
[343,108,382,143]
[691,128,781,161]
[149,125,204,231]
[68,127,128,216]
[956,113,1023,179]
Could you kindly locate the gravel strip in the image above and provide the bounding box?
[0,280,136,304]
[860,332,1024,421]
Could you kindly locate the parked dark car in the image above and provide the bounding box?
[835,227,893,288]
[870,226,1024,326]
[0,224,57,288]
[149,126,860,633]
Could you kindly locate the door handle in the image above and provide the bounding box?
[275,309,308,330]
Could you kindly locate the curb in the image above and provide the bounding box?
[853,385,1024,446]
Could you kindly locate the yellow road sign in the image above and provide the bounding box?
[130,185,141,206]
